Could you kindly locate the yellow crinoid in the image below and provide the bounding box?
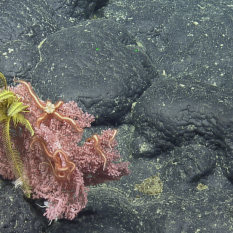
[0,72,34,198]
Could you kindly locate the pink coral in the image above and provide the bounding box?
[0,82,131,221]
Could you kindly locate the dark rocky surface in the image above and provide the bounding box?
[1,0,233,232]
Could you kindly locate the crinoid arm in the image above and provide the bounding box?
[0,72,7,89]
[0,73,33,198]
[0,90,15,102]
[12,113,34,136]
[2,118,31,197]
[7,101,29,117]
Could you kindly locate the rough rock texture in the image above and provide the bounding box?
[1,0,233,232]
[30,19,157,124]
[0,177,46,232]
[0,0,58,46]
